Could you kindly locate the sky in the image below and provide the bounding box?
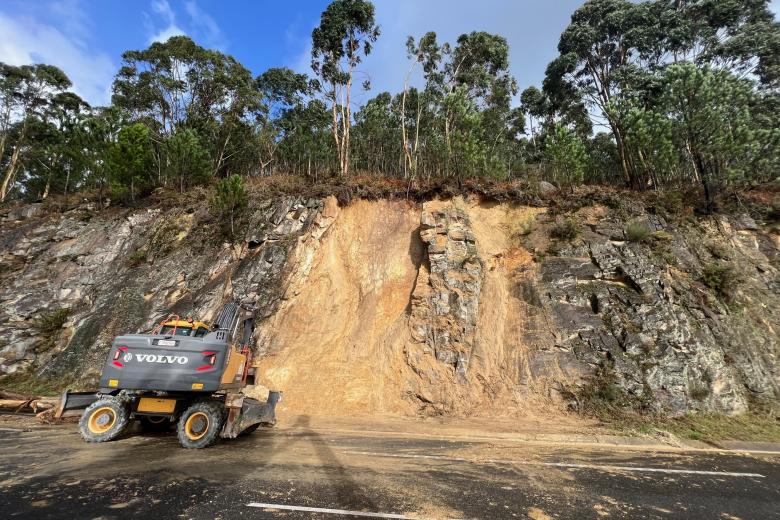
[1,0,779,107]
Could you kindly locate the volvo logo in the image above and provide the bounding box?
[122,353,133,362]
[134,354,189,364]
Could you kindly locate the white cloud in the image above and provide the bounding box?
[146,0,226,49]
[0,12,115,106]
[288,0,582,108]
[150,24,186,44]
[185,0,225,50]
[148,0,185,43]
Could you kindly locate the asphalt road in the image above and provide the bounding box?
[1,416,778,519]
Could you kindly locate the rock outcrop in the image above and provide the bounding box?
[1,194,778,418]
[410,201,483,377]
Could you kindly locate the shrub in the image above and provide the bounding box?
[549,218,580,241]
[32,308,71,353]
[701,261,740,298]
[511,215,536,238]
[127,248,147,267]
[625,220,651,242]
[33,308,70,335]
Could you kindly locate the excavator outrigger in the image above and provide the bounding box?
[56,301,281,449]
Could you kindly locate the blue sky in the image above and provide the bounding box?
[1,0,779,107]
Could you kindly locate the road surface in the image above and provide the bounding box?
[0,415,778,519]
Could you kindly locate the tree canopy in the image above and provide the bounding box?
[1,0,778,209]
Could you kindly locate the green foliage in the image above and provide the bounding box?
[211,174,248,238]
[549,218,580,241]
[544,124,587,190]
[33,308,71,335]
[166,129,211,192]
[625,220,651,243]
[127,248,147,267]
[107,123,154,203]
[572,364,651,420]
[32,307,71,354]
[701,261,740,299]
[3,0,780,202]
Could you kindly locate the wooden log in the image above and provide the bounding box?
[0,399,32,410]
[0,390,37,401]
[30,398,58,412]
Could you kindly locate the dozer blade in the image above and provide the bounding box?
[220,391,282,439]
[54,390,100,420]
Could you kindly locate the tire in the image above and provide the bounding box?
[238,423,261,436]
[177,401,225,449]
[139,416,173,432]
[79,396,131,443]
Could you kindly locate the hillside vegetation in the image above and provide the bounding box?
[1,0,779,214]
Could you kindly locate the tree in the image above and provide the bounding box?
[112,36,258,181]
[212,174,247,238]
[0,63,72,201]
[311,0,380,177]
[520,86,546,154]
[544,124,588,191]
[655,63,767,209]
[166,128,211,192]
[254,67,314,175]
[107,123,154,202]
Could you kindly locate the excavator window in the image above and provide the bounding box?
[194,327,208,337]
[159,325,194,336]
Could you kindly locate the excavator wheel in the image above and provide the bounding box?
[79,396,130,443]
[177,401,225,449]
[139,416,173,432]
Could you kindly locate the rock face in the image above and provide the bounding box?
[410,201,483,377]
[0,197,322,386]
[0,194,778,418]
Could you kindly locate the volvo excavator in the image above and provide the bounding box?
[56,301,281,449]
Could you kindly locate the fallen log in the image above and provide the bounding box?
[30,398,58,412]
[0,390,37,401]
[0,399,33,411]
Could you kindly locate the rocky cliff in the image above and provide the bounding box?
[1,191,778,418]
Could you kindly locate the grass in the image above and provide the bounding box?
[33,308,70,335]
[571,363,780,443]
[628,412,780,443]
[549,218,580,241]
[509,215,536,239]
[127,248,148,267]
[625,220,651,242]
[0,372,68,397]
[31,308,70,354]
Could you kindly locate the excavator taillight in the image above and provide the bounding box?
[196,352,217,371]
[112,346,128,361]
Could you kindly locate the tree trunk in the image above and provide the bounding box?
[0,144,23,202]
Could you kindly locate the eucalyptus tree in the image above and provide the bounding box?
[254,67,315,175]
[0,63,72,201]
[351,91,400,174]
[112,36,259,181]
[311,0,380,176]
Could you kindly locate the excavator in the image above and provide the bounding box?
[56,301,281,449]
